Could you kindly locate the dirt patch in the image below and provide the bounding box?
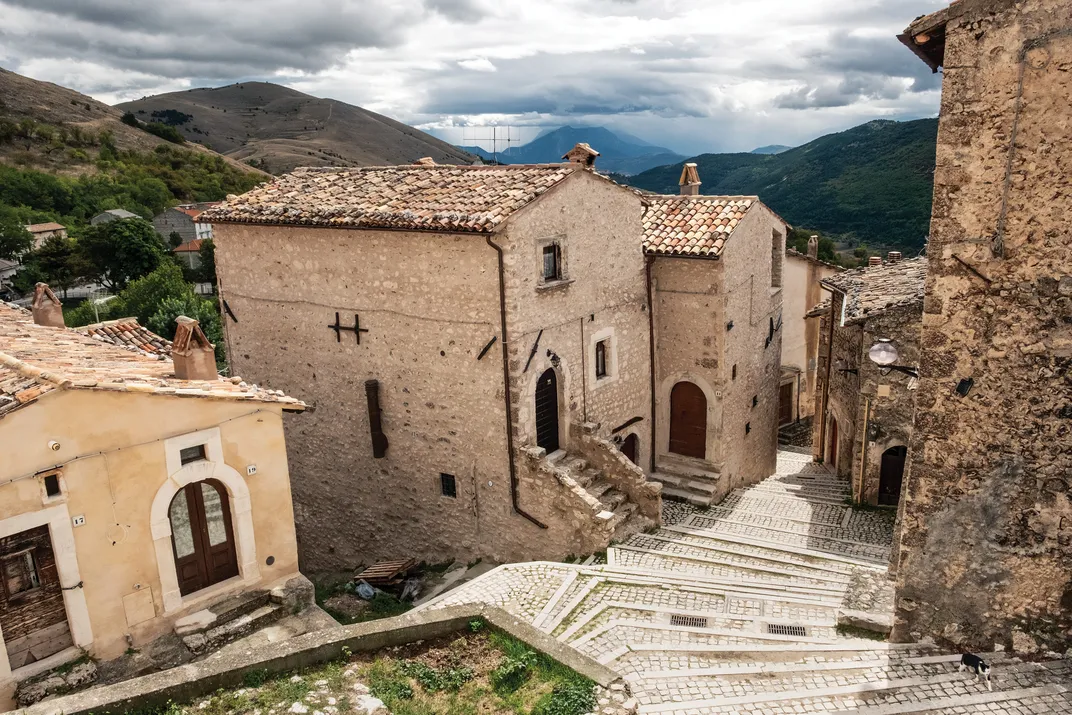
[322,593,370,621]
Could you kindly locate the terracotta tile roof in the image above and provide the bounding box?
[74,317,172,356]
[805,299,832,318]
[821,256,927,324]
[174,239,204,253]
[202,165,578,233]
[0,304,304,418]
[25,222,66,233]
[173,202,221,220]
[642,196,757,257]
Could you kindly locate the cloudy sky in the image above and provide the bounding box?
[0,0,945,155]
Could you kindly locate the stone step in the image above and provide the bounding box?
[173,589,271,637]
[661,525,888,570]
[182,603,285,653]
[586,479,614,499]
[656,483,713,507]
[656,456,722,483]
[599,487,628,511]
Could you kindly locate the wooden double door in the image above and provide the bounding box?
[169,480,239,596]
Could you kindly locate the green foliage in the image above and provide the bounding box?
[398,660,474,693]
[14,234,91,295]
[241,669,269,688]
[151,109,193,126]
[144,122,185,144]
[532,678,597,715]
[787,227,840,265]
[490,650,536,694]
[196,237,217,286]
[168,231,183,249]
[366,660,415,704]
[78,217,166,292]
[626,118,938,250]
[0,204,33,260]
[121,112,140,128]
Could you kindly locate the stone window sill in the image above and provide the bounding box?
[537,278,574,293]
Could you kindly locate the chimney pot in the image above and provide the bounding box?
[171,316,217,381]
[562,143,599,168]
[31,283,65,328]
[807,235,819,259]
[868,256,883,267]
[887,251,902,263]
[413,157,436,166]
[679,162,701,196]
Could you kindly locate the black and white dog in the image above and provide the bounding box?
[959,653,992,691]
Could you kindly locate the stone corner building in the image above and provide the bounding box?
[812,256,925,509]
[205,152,786,571]
[895,0,1072,651]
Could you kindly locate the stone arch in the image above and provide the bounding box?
[519,352,574,451]
[657,372,720,464]
[151,459,259,613]
[878,445,908,507]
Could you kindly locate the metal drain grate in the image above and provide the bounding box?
[767,624,807,637]
[670,615,709,628]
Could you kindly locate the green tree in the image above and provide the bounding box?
[0,206,33,260]
[78,217,166,292]
[168,231,183,249]
[148,294,225,366]
[18,235,90,297]
[196,238,217,288]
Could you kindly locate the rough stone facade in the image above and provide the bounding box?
[894,0,1072,652]
[781,247,840,425]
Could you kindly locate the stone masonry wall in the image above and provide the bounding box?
[893,0,1072,652]
[813,293,861,478]
[153,209,196,243]
[717,205,784,489]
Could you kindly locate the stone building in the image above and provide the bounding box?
[23,223,67,250]
[811,256,925,508]
[204,151,786,570]
[893,0,1072,652]
[779,240,840,436]
[89,209,139,226]
[0,286,306,701]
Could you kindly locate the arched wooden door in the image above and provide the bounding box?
[535,368,560,453]
[169,480,239,596]
[621,433,639,465]
[669,381,707,459]
[879,446,907,506]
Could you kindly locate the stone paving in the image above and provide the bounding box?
[418,451,1072,714]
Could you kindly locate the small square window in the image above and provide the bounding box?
[2,550,41,597]
[542,243,562,282]
[44,474,61,497]
[595,340,609,379]
[440,473,457,498]
[179,444,207,465]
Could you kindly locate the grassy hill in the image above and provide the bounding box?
[624,119,938,250]
[0,66,266,227]
[119,82,476,174]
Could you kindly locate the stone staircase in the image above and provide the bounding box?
[416,450,1072,714]
[650,454,723,508]
[174,589,287,654]
[551,451,657,544]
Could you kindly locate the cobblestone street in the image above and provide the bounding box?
[417,451,1072,713]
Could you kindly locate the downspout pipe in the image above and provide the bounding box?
[486,235,548,529]
[646,255,658,474]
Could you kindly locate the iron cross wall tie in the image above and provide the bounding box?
[328,312,369,343]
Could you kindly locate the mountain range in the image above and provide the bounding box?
[118,82,475,174]
[460,126,687,175]
[622,119,938,250]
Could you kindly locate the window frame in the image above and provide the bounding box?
[2,548,42,600]
[595,340,608,379]
[536,235,569,288]
[179,444,208,466]
[542,243,562,282]
[440,473,457,499]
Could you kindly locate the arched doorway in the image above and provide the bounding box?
[535,368,560,453]
[828,417,839,472]
[669,381,707,459]
[169,480,239,596]
[879,446,907,506]
[620,433,639,465]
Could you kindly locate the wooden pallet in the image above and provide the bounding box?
[356,559,417,586]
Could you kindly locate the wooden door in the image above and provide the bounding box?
[621,433,639,465]
[170,480,239,596]
[669,381,707,459]
[879,446,907,506]
[0,525,72,668]
[778,382,794,426]
[535,368,560,453]
[828,417,839,472]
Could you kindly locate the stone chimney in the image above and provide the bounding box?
[868,256,883,267]
[679,163,701,196]
[562,143,599,168]
[172,316,217,381]
[807,235,819,259]
[413,157,436,166]
[31,283,64,328]
[887,251,902,263]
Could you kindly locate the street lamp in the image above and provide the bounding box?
[868,338,919,378]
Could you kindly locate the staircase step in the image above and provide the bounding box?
[182,603,285,653]
[174,590,271,637]
[599,488,627,511]
[657,485,713,507]
[586,480,614,499]
[657,456,722,483]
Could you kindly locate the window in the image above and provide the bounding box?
[440,473,457,498]
[179,444,207,465]
[2,550,41,597]
[771,229,783,288]
[44,473,61,498]
[595,340,608,379]
[732,364,737,380]
[542,243,562,282]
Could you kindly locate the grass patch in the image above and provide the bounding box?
[124,629,596,715]
[837,623,889,641]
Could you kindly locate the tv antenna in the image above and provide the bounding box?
[461,126,521,163]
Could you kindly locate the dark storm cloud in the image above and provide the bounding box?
[0,0,466,79]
